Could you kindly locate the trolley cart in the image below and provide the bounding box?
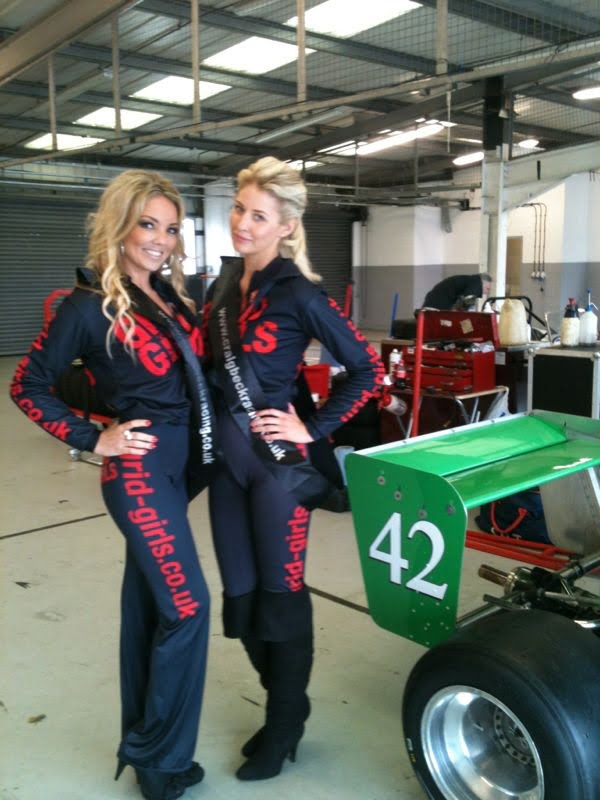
[346,410,600,800]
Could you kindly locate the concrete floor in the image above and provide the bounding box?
[0,353,519,800]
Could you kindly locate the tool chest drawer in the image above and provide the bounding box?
[403,347,496,392]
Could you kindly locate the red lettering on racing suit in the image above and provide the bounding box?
[10,354,73,440]
[122,454,202,619]
[114,314,178,376]
[283,505,310,591]
[239,296,279,354]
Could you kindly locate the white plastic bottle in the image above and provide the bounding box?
[578,290,598,346]
[560,298,580,347]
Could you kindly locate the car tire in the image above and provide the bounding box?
[402,609,600,800]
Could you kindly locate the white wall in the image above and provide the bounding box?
[587,178,600,261]
[364,198,481,268]
[414,206,443,265]
[443,204,481,264]
[507,183,565,264]
[563,174,590,262]
[505,174,600,265]
[365,206,415,264]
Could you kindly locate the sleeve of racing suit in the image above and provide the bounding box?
[9,296,103,453]
[298,291,385,441]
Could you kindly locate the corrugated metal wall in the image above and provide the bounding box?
[0,198,93,356]
[0,197,356,356]
[304,206,356,311]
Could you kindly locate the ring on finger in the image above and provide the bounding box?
[123,429,133,441]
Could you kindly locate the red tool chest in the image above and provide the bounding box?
[387,310,500,393]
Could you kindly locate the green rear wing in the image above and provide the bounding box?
[345,410,600,647]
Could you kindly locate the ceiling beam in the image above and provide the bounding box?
[0,0,140,86]
[2,31,598,172]
[1,79,282,127]
[418,0,599,42]
[503,139,600,209]
[280,84,485,161]
[139,0,437,74]
[0,114,267,156]
[25,36,397,115]
[451,111,597,147]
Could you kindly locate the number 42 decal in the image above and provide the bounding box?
[369,512,448,600]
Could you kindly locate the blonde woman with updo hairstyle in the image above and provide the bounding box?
[235,155,321,284]
[11,169,215,800]
[203,155,384,782]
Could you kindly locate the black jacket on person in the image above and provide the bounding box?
[422,274,485,310]
[203,256,384,442]
[10,268,203,454]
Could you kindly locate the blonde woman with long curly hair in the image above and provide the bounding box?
[202,156,384,782]
[86,169,194,350]
[11,169,215,800]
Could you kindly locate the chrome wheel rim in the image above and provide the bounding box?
[420,685,544,800]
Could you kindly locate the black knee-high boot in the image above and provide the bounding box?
[222,590,268,688]
[239,634,312,757]
[236,634,313,780]
[238,631,269,758]
[236,589,314,781]
[241,633,268,689]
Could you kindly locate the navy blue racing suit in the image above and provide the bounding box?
[203,256,384,640]
[10,270,211,774]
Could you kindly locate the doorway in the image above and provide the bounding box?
[506,236,523,296]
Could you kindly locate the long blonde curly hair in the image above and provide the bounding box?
[236,156,321,283]
[85,169,194,350]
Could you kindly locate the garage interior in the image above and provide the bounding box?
[2,2,600,799]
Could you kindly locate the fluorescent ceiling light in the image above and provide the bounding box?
[287,0,420,38]
[456,137,482,144]
[318,139,355,153]
[330,123,444,156]
[203,38,314,74]
[518,138,539,149]
[453,151,484,166]
[132,76,230,104]
[25,133,105,151]
[288,160,320,170]
[572,86,600,100]
[75,106,161,129]
[418,116,455,128]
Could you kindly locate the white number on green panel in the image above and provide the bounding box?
[368,512,448,600]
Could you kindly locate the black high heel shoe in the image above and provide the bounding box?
[236,723,304,781]
[241,726,265,758]
[115,760,204,799]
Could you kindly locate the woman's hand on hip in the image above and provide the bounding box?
[93,419,157,457]
[251,403,314,444]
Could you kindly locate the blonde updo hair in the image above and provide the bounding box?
[85,169,193,350]
[236,156,321,283]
